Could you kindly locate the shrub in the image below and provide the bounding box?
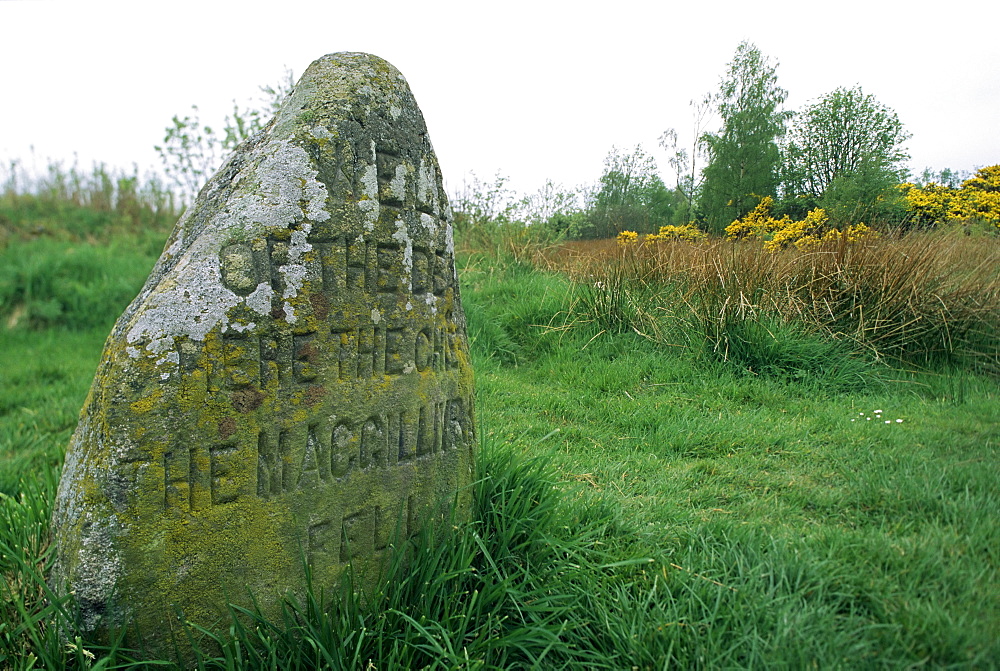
[725,197,879,251]
[898,165,1000,229]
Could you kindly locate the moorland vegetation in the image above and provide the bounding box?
[1,42,998,668]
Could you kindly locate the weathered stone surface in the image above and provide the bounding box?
[50,53,475,656]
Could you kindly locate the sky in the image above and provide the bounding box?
[1,0,999,200]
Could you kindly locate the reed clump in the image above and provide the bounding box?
[562,230,1000,373]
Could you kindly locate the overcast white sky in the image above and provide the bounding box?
[2,0,998,198]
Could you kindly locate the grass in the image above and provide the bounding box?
[556,231,1000,374]
[1,196,998,666]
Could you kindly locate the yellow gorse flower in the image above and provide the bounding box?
[617,230,639,246]
[726,198,879,251]
[899,165,1000,227]
[618,224,707,245]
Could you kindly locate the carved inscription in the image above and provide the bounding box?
[163,441,244,510]
[52,54,479,657]
[331,322,462,380]
[217,233,454,307]
[307,495,421,570]
[144,67,473,587]
[255,397,470,500]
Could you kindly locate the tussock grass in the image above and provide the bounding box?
[559,231,1000,374]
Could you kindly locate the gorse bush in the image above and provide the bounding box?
[723,196,879,251]
[898,164,1000,229]
[617,224,708,246]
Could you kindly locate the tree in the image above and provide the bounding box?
[782,86,910,201]
[513,179,583,227]
[585,145,676,238]
[155,69,295,202]
[449,171,518,232]
[915,167,968,189]
[699,42,791,233]
[660,93,714,225]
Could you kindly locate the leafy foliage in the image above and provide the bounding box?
[659,94,714,226]
[582,145,678,239]
[782,86,910,199]
[778,86,911,227]
[699,42,792,233]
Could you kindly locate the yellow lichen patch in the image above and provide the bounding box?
[129,388,163,415]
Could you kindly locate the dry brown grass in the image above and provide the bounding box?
[547,231,1000,370]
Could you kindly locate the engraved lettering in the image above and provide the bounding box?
[294,333,320,382]
[394,410,414,463]
[331,423,357,479]
[308,520,333,569]
[259,335,278,387]
[347,239,372,292]
[189,444,211,511]
[377,244,401,292]
[360,417,387,469]
[269,237,290,294]
[357,325,375,379]
[298,426,322,489]
[445,398,468,451]
[219,243,259,296]
[164,448,190,510]
[219,332,257,390]
[257,430,279,498]
[385,327,405,375]
[314,240,346,294]
[412,248,429,293]
[415,328,432,372]
[210,444,240,505]
[433,252,450,295]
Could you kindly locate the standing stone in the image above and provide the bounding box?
[50,53,475,657]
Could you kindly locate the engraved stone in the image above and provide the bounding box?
[49,53,475,658]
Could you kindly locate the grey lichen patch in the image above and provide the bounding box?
[125,139,329,359]
[73,515,125,631]
[417,159,441,217]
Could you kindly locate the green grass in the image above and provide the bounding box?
[0,329,106,496]
[1,228,998,667]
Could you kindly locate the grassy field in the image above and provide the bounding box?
[1,197,999,667]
